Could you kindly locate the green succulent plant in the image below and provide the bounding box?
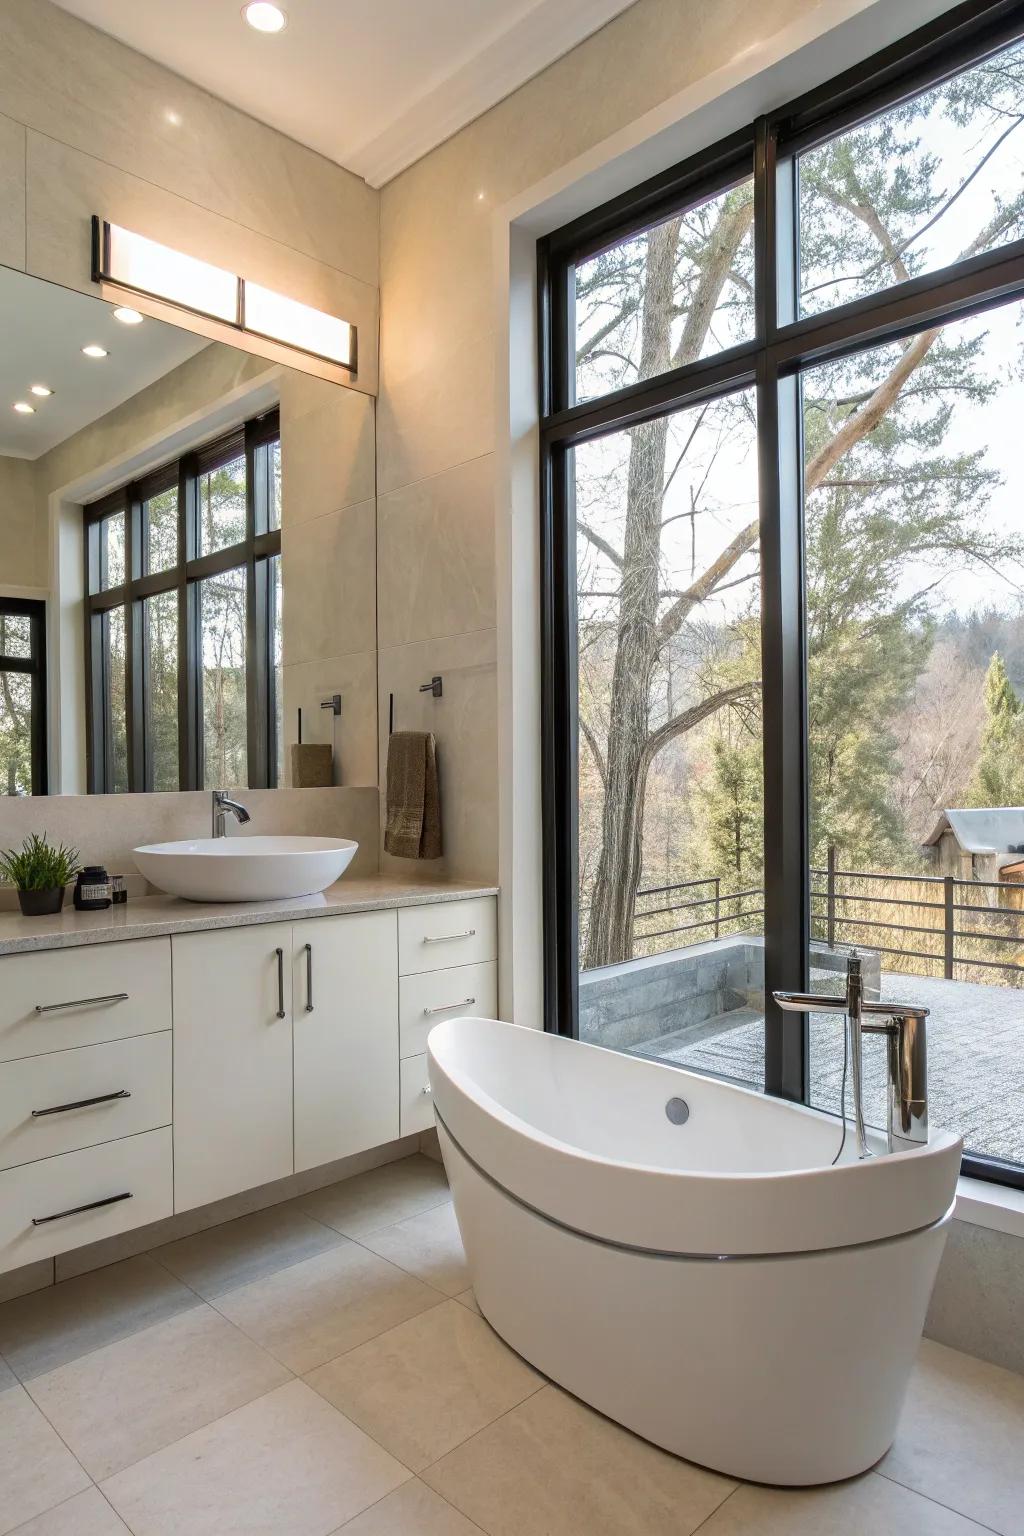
[0,833,80,892]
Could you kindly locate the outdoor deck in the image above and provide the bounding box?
[633,970,1023,1165]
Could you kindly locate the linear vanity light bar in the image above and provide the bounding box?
[91,218,356,372]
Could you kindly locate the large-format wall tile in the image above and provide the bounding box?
[0,110,25,271]
[377,334,493,496]
[926,1219,1024,1376]
[0,454,40,588]
[280,386,375,528]
[0,0,377,284]
[281,650,378,787]
[281,499,377,666]
[25,133,378,397]
[377,454,496,649]
[378,628,498,881]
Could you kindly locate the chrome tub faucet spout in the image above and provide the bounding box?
[774,954,928,1158]
[212,790,251,838]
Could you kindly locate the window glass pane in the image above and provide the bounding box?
[575,388,764,1088]
[144,485,178,574]
[101,511,126,590]
[270,554,283,784]
[0,669,33,795]
[574,178,755,404]
[801,297,1024,1166]
[0,613,31,659]
[198,453,246,555]
[268,440,282,532]
[104,605,128,793]
[200,567,247,788]
[144,590,178,791]
[799,37,1024,317]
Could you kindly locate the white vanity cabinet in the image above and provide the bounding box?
[172,922,295,1212]
[293,910,399,1173]
[0,890,496,1275]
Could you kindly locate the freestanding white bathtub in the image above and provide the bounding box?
[427,1017,963,1486]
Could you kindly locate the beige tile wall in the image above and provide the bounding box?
[0,454,44,590]
[375,0,813,880]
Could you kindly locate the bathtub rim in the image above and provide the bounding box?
[428,1016,963,1256]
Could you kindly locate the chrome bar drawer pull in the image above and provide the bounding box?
[32,1191,132,1226]
[35,992,129,1014]
[305,943,314,1013]
[422,997,476,1017]
[422,929,476,945]
[32,1089,130,1118]
[275,948,286,1019]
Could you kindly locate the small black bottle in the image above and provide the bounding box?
[74,866,111,910]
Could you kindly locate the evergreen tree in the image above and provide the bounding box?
[699,736,763,884]
[968,654,1024,806]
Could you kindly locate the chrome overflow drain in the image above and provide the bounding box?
[665,1097,690,1125]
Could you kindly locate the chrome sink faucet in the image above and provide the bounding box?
[774,954,928,1159]
[212,790,251,838]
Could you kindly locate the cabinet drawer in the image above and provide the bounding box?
[0,940,172,1063]
[0,1033,171,1172]
[398,899,496,976]
[0,1127,173,1274]
[400,1054,436,1137]
[399,962,496,1060]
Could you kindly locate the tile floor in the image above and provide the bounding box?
[0,1152,1021,1536]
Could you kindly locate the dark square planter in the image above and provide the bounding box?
[17,886,66,917]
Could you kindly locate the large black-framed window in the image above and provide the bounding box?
[539,0,1024,1191]
[85,409,281,794]
[0,597,47,796]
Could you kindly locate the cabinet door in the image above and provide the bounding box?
[173,924,293,1212]
[293,912,399,1172]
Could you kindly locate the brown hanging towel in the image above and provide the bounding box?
[384,731,442,859]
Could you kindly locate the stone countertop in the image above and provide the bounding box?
[0,876,498,955]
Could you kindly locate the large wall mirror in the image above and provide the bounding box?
[0,266,373,797]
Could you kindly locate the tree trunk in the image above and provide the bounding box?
[583,221,677,967]
[583,195,755,969]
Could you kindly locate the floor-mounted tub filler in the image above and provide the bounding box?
[428,993,962,1485]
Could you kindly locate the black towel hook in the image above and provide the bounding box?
[389,676,443,735]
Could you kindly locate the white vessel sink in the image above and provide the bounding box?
[134,836,358,903]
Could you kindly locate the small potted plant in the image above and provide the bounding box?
[0,833,80,917]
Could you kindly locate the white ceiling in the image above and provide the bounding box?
[0,270,208,460]
[52,0,636,186]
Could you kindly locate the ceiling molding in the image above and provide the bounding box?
[346,0,637,186]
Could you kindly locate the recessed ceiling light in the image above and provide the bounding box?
[243,3,286,32]
[113,306,144,325]
[13,401,34,414]
[29,384,53,397]
[82,344,109,358]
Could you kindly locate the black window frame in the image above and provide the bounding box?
[84,408,281,794]
[538,0,1024,1192]
[0,596,47,796]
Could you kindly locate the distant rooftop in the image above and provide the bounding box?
[924,807,1024,856]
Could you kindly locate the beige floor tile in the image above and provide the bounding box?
[214,1239,443,1373]
[9,1488,131,1535]
[153,1200,346,1298]
[0,1354,16,1392]
[300,1155,450,1237]
[699,1473,988,1534]
[0,1256,197,1381]
[334,1478,484,1535]
[454,1290,480,1315]
[881,1338,1024,1535]
[358,1204,469,1297]
[423,1384,734,1536]
[0,1386,90,1535]
[307,1299,540,1471]
[28,1302,292,1480]
[101,1379,410,1536]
